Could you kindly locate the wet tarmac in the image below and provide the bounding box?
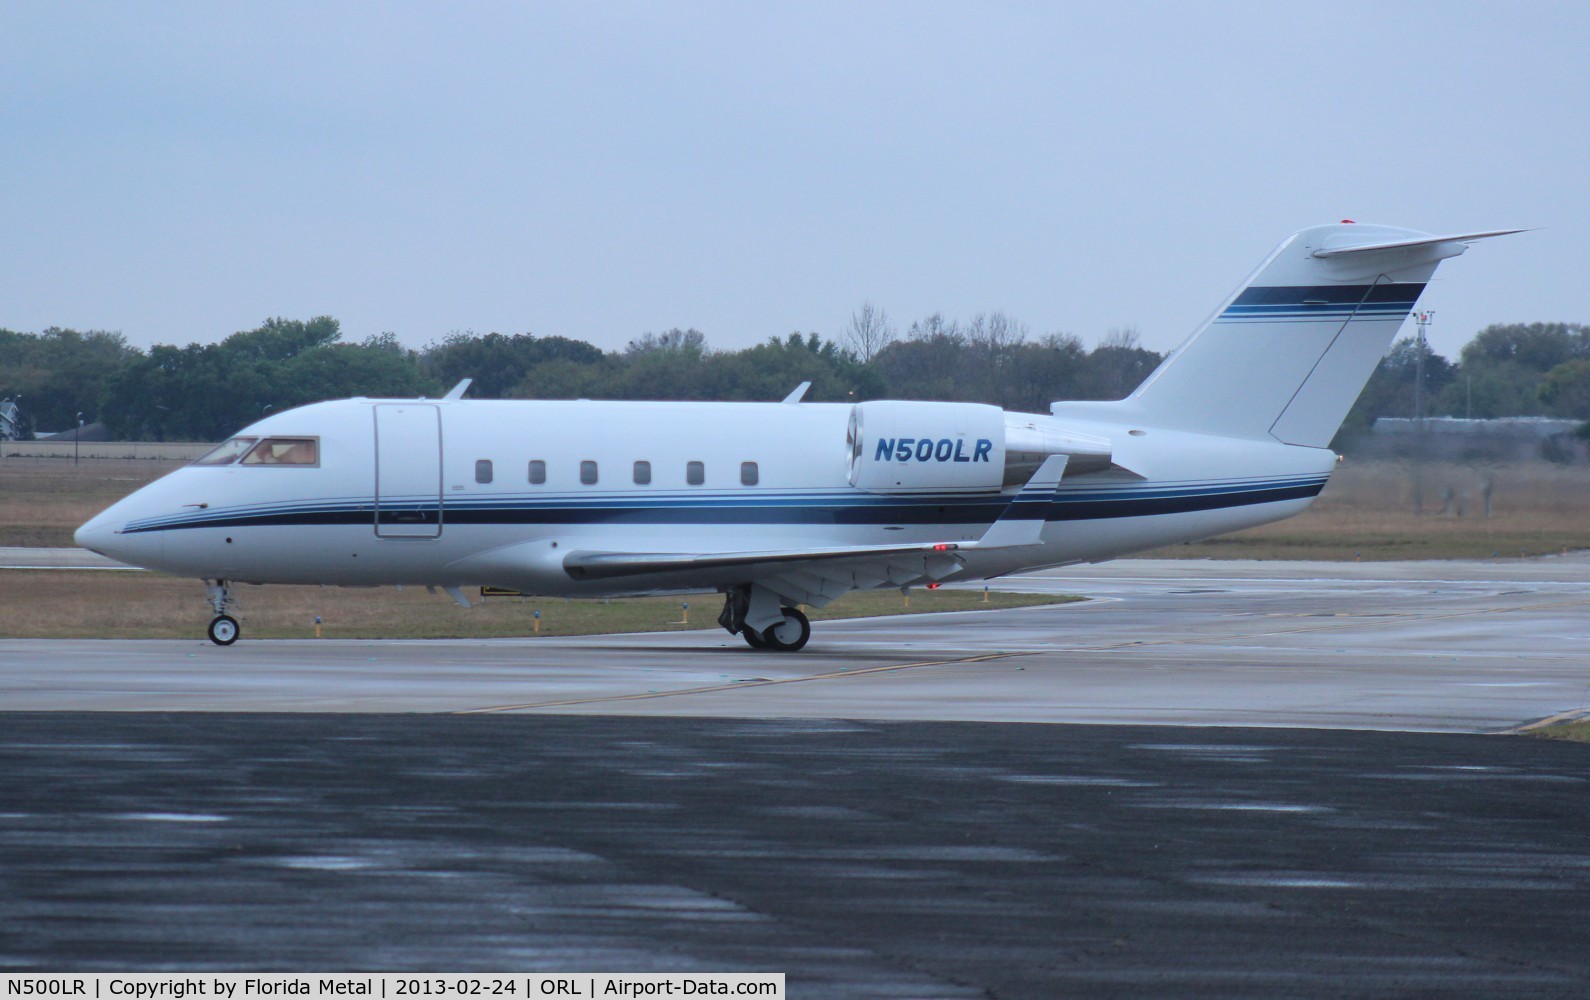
[5,556,1590,993]
[5,558,1590,731]
[2,714,1588,997]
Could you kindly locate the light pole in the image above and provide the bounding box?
[1410,311,1434,515]
[1412,310,1434,428]
[74,412,83,466]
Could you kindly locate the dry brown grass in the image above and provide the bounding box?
[1530,720,1590,743]
[0,570,1069,640]
[0,458,184,547]
[1138,460,1590,560]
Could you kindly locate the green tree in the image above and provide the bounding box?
[1078,328,1161,402]
[220,316,342,362]
[1436,323,1590,422]
[1459,322,1590,372]
[714,332,883,403]
[1538,359,1590,419]
[421,332,604,398]
[513,356,615,399]
[1001,334,1091,412]
[0,327,140,432]
[100,317,431,440]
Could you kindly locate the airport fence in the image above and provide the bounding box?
[0,440,211,462]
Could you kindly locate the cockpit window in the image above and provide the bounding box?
[240,437,319,466]
[192,436,258,467]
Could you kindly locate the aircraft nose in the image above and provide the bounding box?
[75,509,125,559]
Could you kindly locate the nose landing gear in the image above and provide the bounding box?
[207,614,240,645]
[205,580,240,645]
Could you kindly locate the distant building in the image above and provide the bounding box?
[0,400,22,441]
[35,421,108,442]
[1367,416,1585,463]
[1374,416,1580,438]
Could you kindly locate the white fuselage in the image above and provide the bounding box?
[76,396,1336,595]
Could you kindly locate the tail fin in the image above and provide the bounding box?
[1121,223,1521,448]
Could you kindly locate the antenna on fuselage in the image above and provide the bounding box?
[443,378,473,401]
[781,381,811,404]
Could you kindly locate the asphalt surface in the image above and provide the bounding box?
[6,557,1590,731]
[2,714,1588,997]
[5,555,1590,994]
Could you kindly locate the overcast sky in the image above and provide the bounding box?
[2,1,1582,359]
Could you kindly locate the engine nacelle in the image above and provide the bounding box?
[847,401,1118,494]
[1003,416,1113,483]
[847,401,1007,493]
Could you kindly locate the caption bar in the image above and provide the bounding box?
[1,976,782,999]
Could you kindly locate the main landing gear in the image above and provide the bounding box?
[205,579,240,646]
[719,586,811,652]
[757,606,810,651]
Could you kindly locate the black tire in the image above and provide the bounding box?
[207,614,240,646]
[742,627,769,649]
[760,606,811,652]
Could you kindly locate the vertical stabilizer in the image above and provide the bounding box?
[1123,224,1519,448]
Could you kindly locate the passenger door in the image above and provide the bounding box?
[374,404,442,538]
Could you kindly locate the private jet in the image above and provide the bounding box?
[76,222,1518,649]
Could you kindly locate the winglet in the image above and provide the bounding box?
[976,454,1067,548]
[782,381,812,404]
[443,378,473,401]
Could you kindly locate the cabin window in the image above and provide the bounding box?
[686,460,704,486]
[740,461,759,486]
[240,437,318,466]
[528,459,546,484]
[633,460,651,485]
[580,460,599,485]
[475,459,493,484]
[193,436,258,467]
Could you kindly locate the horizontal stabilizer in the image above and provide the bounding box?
[1311,228,1527,258]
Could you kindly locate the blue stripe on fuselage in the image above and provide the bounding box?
[118,476,1330,533]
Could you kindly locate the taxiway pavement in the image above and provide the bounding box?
[5,555,1589,992]
[3,714,1588,996]
[3,556,1588,731]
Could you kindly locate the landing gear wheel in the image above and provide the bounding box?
[760,606,811,652]
[207,614,240,646]
[742,627,769,649]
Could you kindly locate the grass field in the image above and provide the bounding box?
[0,458,179,547]
[1139,459,1590,560]
[0,570,1070,640]
[1528,720,1590,743]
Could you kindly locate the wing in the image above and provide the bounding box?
[560,455,1068,608]
[564,540,969,607]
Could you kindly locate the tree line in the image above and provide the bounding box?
[0,309,1584,448]
[1337,322,1590,445]
[0,307,1158,441]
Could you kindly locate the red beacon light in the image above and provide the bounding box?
[1340,219,1356,224]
